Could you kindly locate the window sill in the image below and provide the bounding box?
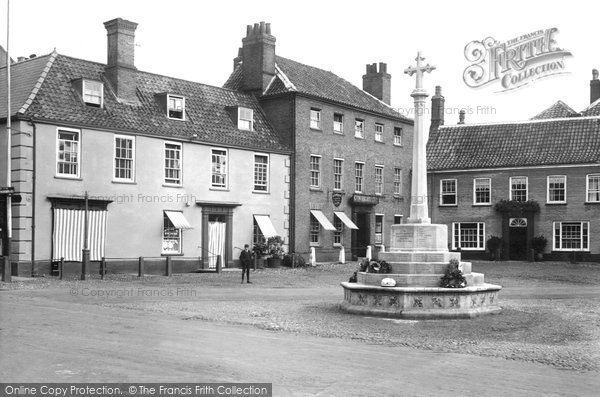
[161,253,184,256]
[439,204,458,207]
[546,202,567,205]
[310,128,323,132]
[310,187,324,192]
[584,201,600,205]
[333,131,344,135]
[163,183,183,188]
[112,180,136,185]
[210,187,229,192]
[551,250,590,253]
[309,244,321,248]
[167,116,186,122]
[354,136,365,140]
[54,175,82,181]
[374,140,384,144]
[472,203,492,207]
[393,143,403,147]
[252,190,270,195]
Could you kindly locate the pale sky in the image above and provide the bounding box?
[2,0,599,124]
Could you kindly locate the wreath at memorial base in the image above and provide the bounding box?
[359,259,391,274]
[439,258,467,288]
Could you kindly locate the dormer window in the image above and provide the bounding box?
[83,80,103,107]
[238,107,254,130]
[168,95,185,120]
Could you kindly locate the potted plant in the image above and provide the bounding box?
[266,236,285,268]
[531,235,547,261]
[252,242,268,269]
[486,236,503,261]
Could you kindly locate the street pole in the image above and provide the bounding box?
[81,191,89,280]
[4,0,12,281]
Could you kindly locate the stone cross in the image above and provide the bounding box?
[404,52,435,224]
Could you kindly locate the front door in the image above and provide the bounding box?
[208,215,226,269]
[509,227,527,260]
[352,212,370,258]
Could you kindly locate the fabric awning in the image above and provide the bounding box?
[310,210,336,231]
[165,211,194,230]
[334,211,359,229]
[254,215,278,238]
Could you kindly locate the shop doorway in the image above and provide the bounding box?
[352,212,370,258]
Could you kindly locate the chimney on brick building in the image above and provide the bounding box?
[233,48,243,71]
[104,18,138,104]
[241,22,276,93]
[362,62,391,105]
[458,109,466,124]
[591,69,600,104]
[430,86,445,134]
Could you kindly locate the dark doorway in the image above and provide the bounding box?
[509,227,527,260]
[352,212,370,258]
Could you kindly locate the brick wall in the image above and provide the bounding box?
[429,165,600,260]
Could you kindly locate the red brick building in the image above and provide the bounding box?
[225,22,414,261]
[427,75,600,261]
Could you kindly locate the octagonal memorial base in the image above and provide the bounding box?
[340,282,502,319]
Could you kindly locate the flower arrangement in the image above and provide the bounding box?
[358,259,391,274]
[439,258,467,288]
[252,242,268,258]
[267,236,285,259]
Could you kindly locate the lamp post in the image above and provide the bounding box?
[81,191,90,280]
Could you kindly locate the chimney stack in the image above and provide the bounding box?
[591,69,600,104]
[104,18,138,104]
[362,62,391,105]
[241,21,276,93]
[458,109,466,124]
[430,85,445,135]
[233,48,243,71]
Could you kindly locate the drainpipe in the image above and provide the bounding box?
[5,0,12,277]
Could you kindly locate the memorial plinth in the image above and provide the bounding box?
[340,52,501,319]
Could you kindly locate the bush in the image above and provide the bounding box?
[531,235,548,253]
[282,253,308,268]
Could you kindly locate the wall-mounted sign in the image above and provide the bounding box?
[351,194,379,206]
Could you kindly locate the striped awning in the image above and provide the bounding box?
[165,211,193,230]
[52,209,107,261]
[310,210,336,231]
[254,215,278,238]
[334,211,359,229]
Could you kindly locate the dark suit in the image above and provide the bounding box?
[239,249,253,282]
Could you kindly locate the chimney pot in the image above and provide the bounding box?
[260,21,266,33]
[435,86,442,96]
[591,68,600,104]
[253,23,259,35]
[458,109,466,124]
[266,23,271,35]
[379,62,387,73]
[246,25,252,37]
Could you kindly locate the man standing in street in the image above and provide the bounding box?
[239,244,253,284]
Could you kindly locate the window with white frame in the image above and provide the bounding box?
[162,212,181,254]
[310,215,320,246]
[354,162,364,193]
[473,178,491,205]
[253,218,266,245]
[375,123,384,142]
[310,155,321,188]
[253,154,269,192]
[238,107,254,130]
[333,158,343,190]
[333,217,343,246]
[56,128,80,177]
[164,142,182,185]
[310,108,321,129]
[83,80,103,107]
[375,165,384,195]
[375,214,384,244]
[114,135,135,181]
[547,175,566,203]
[167,95,185,120]
[394,215,403,224]
[333,113,343,133]
[394,168,402,195]
[393,127,403,146]
[440,179,457,205]
[553,221,589,251]
[510,176,528,201]
[355,119,364,138]
[211,149,228,188]
[586,174,600,202]
[452,222,485,250]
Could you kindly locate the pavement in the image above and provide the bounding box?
[1,286,599,396]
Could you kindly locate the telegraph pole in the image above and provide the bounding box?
[3,0,12,282]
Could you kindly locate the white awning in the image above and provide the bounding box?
[334,211,359,229]
[254,215,278,238]
[310,210,336,231]
[165,211,194,230]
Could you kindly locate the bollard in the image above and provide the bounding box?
[339,245,345,264]
[100,257,106,279]
[59,257,64,280]
[138,256,144,277]
[216,255,222,273]
[166,256,172,276]
[310,247,316,267]
[1,256,11,282]
[366,245,372,261]
[81,249,90,280]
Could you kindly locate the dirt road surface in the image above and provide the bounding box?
[1,286,598,397]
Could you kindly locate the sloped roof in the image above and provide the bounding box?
[581,98,600,117]
[531,100,579,120]
[427,117,600,170]
[224,56,411,122]
[19,54,289,152]
[0,53,54,119]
